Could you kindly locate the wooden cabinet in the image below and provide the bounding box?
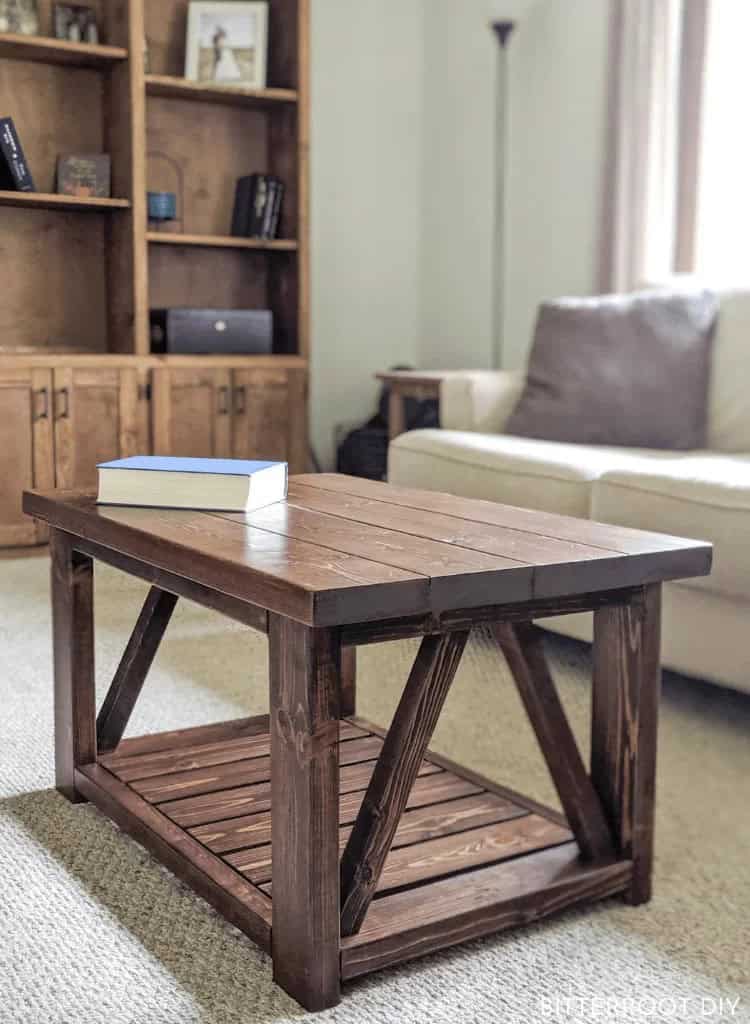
[53,366,151,490]
[0,367,55,546]
[152,367,233,458]
[231,367,307,472]
[153,365,307,472]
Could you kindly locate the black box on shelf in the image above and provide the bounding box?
[150,308,274,355]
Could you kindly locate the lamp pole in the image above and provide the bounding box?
[491,20,515,370]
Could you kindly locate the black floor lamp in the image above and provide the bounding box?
[491,19,515,370]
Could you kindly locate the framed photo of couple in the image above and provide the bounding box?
[184,2,268,90]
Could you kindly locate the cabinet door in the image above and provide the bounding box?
[231,368,307,473]
[152,367,232,458]
[53,366,145,491]
[0,367,54,546]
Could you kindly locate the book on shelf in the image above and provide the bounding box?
[0,117,34,192]
[56,154,111,198]
[231,173,284,240]
[97,456,288,513]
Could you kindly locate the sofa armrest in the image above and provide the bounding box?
[440,370,525,433]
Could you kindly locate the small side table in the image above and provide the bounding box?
[376,370,448,440]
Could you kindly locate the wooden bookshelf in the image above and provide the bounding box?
[0,0,310,547]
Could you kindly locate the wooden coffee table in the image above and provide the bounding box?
[24,474,711,1011]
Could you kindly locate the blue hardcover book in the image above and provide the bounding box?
[97,456,288,512]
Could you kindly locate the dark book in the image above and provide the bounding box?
[269,179,285,239]
[248,174,271,237]
[56,154,111,198]
[0,117,35,192]
[231,175,254,236]
[261,178,278,239]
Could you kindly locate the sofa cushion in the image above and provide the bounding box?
[506,289,718,449]
[593,456,750,600]
[708,288,750,452]
[388,428,685,518]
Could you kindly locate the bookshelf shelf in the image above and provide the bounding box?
[0,32,127,67]
[145,74,298,109]
[0,191,131,212]
[147,231,298,251]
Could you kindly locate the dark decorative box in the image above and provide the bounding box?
[150,308,274,355]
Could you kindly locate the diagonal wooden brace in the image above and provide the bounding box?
[96,587,178,753]
[494,621,614,862]
[340,629,470,936]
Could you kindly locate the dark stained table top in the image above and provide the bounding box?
[24,473,712,627]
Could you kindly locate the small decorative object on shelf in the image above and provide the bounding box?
[147,191,177,225]
[56,154,110,198]
[185,1,268,89]
[0,117,34,191]
[0,0,39,35]
[231,173,283,239]
[53,2,98,44]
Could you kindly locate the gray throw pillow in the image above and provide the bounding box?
[505,289,718,450]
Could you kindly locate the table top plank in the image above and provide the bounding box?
[23,475,712,627]
[293,474,709,557]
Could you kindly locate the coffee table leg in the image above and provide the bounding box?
[50,529,96,803]
[269,614,341,1010]
[592,583,662,905]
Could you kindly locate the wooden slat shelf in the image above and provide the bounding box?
[77,713,632,986]
[145,74,298,109]
[147,231,298,252]
[0,191,130,212]
[0,32,127,67]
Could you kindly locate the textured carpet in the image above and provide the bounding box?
[0,556,748,1024]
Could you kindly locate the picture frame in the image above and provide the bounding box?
[0,0,39,36]
[184,2,268,90]
[53,3,99,44]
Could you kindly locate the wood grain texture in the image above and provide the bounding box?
[96,587,179,753]
[340,631,469,935]
[190,771,484,855]
[0,32,126,66]
[269,614,341,1010]
[494,622,614,861]
[104,719,367,781]
[108,713,275,759]
[341,845,632,979]
[50,529,95,801]
[0,367,53,546]
[69,532,268,633]
[131,734,383,803]
[294,474,714,561]
[158,759,442,830]
[592,585,662,904]
[226,794,528,884]
[75,764,272,950]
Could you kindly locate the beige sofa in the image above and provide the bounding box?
[388,288,750,694]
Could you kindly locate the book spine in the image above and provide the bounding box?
[269,179,284,239]
[0,118,35,192]
[248,174,269,237]
[231,175,253,236]
[261,179,278,239]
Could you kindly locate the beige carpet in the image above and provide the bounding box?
[1,556,748,1024]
